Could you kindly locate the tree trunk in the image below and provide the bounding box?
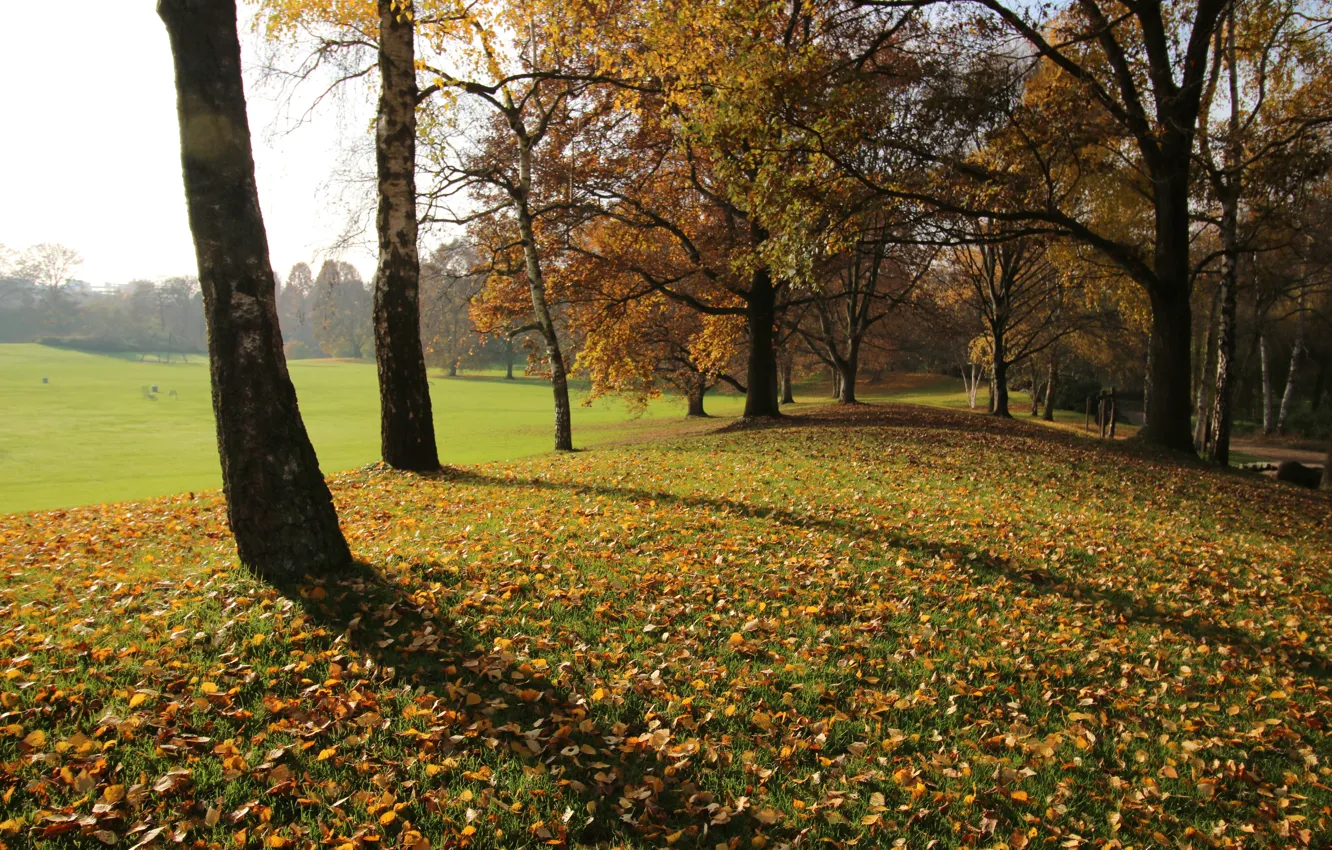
[504,337,515,379]
[516,142,573,451]
[990,332,1010,417]
[1277,326,1304,436]
[832,366,841,400]
[686,375,708,417]
[779,356,794,404]
[1042,353,1057,421]
[372,0,438,472]
[1194,286,1220,452]
[1142,330,1152,428]
[836,349,858,404]
[1206,197,1239,466]
[447,361,457,377]
[1260,331,1274,434]
[1140,282,1196,452]
[1029,361,1040,416]
[159,0,350,580]
[743,266,781,418]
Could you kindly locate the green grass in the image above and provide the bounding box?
[1,405,1328,848]
[0,344,744,515]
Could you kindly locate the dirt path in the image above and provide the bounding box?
[1230,439,1325,467]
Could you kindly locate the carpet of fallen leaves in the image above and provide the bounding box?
[1,404,1330,850]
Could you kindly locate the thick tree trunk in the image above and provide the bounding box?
[836,350,858,404]
[831,366,841,400]
[1206,198,1239,466]
[779,356,794,404]
[686,375,708,417]
[1260,332,1274,434]
[159,0,350,579]
[1042,353,1057,421]
[1137,154,1198,453]
[504,337,515,379]
[372,0,438,472]
[1142,330,1152,428]
[1140,282,1196,452]
[743,266,781,418]
[447,361,457,377]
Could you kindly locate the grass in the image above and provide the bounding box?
[1,404,1329,849]
[0,344,744,515]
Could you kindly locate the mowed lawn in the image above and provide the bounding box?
[0,405,1329,848]
[0,344,744,514]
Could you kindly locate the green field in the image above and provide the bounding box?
[0,344,745,515]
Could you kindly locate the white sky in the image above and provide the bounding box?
[0,1,378,285]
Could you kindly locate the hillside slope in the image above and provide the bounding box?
[1,405,1329,848]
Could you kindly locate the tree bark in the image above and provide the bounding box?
[990,332,1010,417]
[372,0,438,472]
[1206,196,1239,465]
[743,265,781,418]
[1042,353,1057,421]
[1277,321,1304,436]
[686,374,708,417]
[159,0,350,580]
[504,337,515,379]
[1140,281,1196,452]
[1142,330,1152,428]
[1029,361,1040,416]
[779,355,794,404]
[1260,331,1274,434]
[835,346,859,404]
[1194,286,1220,452]
[516,140,573,451]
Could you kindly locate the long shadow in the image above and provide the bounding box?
[270,562,789,847]
[444,456,1332,686]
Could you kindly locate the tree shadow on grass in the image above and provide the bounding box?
[268,563,787,848]
[444,457,1332,688]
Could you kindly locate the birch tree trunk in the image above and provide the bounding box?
[372,0,439,471]
[159,0,351,580]
[1277,308,1305,435]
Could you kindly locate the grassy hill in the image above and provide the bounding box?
[1,405,1328,848]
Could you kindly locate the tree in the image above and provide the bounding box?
[19,243,83,327]
[813,0,1231,451]
[371,0,439,470]
[799,223,933,404]
[258,0,442,470]
[278,262,317,349]
[417,0,623,451]
[312,260,372,357]
[420,240,483,375]
[158,0,350,579]
[1194,0,1332,463]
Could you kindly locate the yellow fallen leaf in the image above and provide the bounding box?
[23,729,46,748]
[200,682,219,695]
[129,693,147,709]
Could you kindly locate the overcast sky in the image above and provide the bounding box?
[0,2,378,285]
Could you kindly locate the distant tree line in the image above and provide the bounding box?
[1,242,207,357]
